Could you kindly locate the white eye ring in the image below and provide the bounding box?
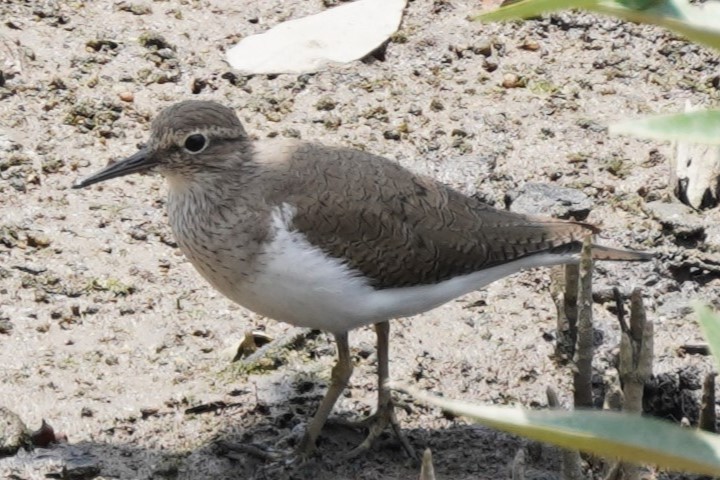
[183,133,208,154]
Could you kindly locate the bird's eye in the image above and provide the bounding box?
[183,133,207,153]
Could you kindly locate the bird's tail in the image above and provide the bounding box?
[590,244,654,262]
[548,242,653,262]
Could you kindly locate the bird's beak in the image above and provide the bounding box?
[72,148,157,189]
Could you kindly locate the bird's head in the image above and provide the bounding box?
[73,100,249,189]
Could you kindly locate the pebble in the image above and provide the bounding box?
[0,407,30,455]
[507,182,593,220]
[314,96,337,111]
[502,73,525,88]
[645,201,704,239]
[0,318,11,334]
[26,232,51,248]
[520,39,540,51]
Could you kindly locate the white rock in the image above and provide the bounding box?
[672,101,720,210]
[226,0,407,75]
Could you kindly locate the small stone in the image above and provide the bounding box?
[383,130,401,141]
[30,419,61,447]
[0,407,31,455]
[191,78,207,94]
[429,99,444,112]
[472,39,493,57]
[645,201,705,240]
[450,43,469,58]
[34,289,49,303]
[483,58,498,72]
[139,33,173,51]
[85,39,119,52]
[140,407,159,419]
[507,183,593,220]
[520,39,540,51]
[315,97,337,111]
[42,157,64,174]
[118,91,134,102]
[0,317,11,334]
[322,115,342,130]
[26,232,51,248]
[129,227,148,241]
[502,73,526,88]
[117,1,152,15]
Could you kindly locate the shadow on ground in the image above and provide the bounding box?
[3,421,556,480]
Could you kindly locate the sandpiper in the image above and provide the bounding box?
[74,100,651,458]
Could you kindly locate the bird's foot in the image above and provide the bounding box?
[217,440,285,462]
[218,405,416,466]
[295,430,321,460]
[328,399,417,461]
[219,437,319,465]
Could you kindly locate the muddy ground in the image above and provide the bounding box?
[1,1,720,479]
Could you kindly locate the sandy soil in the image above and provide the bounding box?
[1,1,719,479]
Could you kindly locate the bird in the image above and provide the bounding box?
[73,100,652,459]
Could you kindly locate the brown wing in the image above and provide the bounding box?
[277,143,595,289]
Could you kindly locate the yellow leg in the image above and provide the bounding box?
[344,322,417,459]
[297,332,353,456]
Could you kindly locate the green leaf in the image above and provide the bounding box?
[391,383,720,476]
[589,0,720,51]
[696,304,720,369]
[472,0,720,52]
[609,110,720,144]
[471,0,597,22]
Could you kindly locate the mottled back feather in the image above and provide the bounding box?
[259,143,598,289]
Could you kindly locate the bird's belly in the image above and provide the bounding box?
[189,242,578,334]
[180,235,383,333]
[226,272,380,332]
